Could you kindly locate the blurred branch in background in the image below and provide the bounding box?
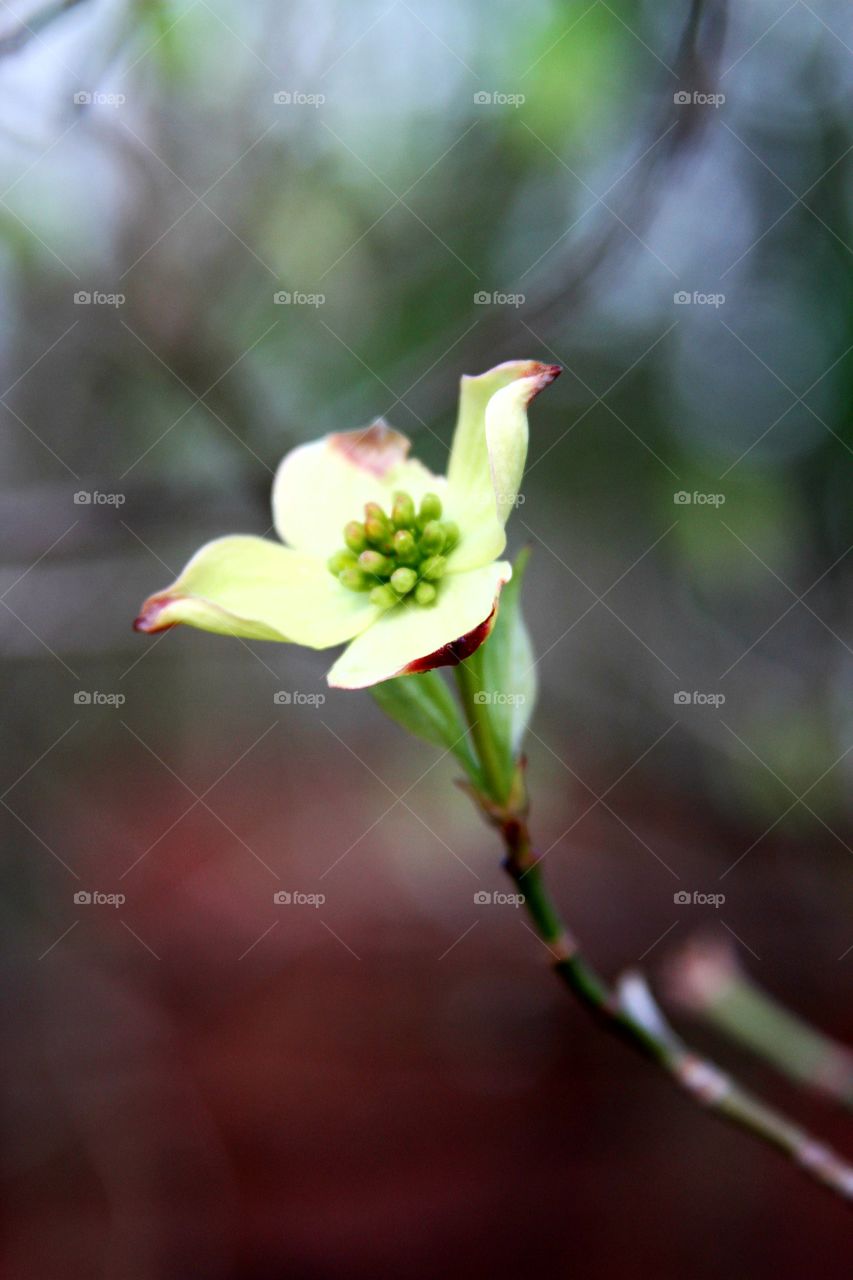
[509,0,732,334]
[0,2,89,59]
[663,935,853,1112]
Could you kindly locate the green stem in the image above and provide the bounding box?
[454,711,853,1203]
[454,658,853,1199]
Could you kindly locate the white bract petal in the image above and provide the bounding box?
[273,420,445,557]
[327,561,511,689]
[445,360,560,571]
[134,536,378,647]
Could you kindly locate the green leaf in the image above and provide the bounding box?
[370,670,482,783]
[467,546,538,775]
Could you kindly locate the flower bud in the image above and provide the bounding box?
[391,491,416,529]
[390,567,417,596]
[393,529,418,563]
[418,521,445,555]
[327,549,357,576]
[369,584,398,609]
[420,555,446,581]
[364,503,392,548]
[359,549,393,577]
[339,566,371,592]
[414,581,436,606]
[344,521,368,554]
[441,520,460,551]
[418,493,443,524]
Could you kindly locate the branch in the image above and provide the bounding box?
[0,0,88,58]
[467,781,853,1205]
[663,935,853,1111]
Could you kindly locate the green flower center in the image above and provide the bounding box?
[328,491,458,609]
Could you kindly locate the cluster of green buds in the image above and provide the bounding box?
[328,491,459,608]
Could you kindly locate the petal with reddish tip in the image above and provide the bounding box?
[326,560,511,689]
[134,536,379,647]
[327,419,410,475]
[445,360,560,571]
[272,422,446,557]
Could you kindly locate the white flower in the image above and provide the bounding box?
[134,360,559,688]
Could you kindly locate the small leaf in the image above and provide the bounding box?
[370,670,481,783]
[468,547,538,774]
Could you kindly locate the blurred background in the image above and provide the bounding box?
[1,0,852,1275]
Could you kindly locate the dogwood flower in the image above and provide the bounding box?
[134,359,559,688]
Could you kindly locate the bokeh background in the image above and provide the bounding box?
[2,0,852,1275]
